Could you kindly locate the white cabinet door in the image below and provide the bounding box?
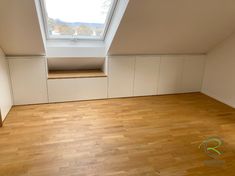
[108,56,135,98]
[134,56,160,96]
[181,55,205,92]
[158,56,184,95]
[8,57,48,105]
[48,77,107,103]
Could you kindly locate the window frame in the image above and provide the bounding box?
[39,0,118,41]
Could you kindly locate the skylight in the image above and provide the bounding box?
[41,0,116,40]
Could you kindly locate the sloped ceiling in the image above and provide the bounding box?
[0,0,45,56]
[109,0,235,55]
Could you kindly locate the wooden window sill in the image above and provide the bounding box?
[48,70,107,79]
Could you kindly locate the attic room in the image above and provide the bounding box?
[0,0,235,175]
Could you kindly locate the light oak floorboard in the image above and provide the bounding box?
[0,93,235,176]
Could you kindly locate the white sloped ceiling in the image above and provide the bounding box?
[0,0,45,56]
[108,0,235,55]
[1,0,235,56]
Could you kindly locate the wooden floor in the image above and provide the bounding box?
[1,93,235,176]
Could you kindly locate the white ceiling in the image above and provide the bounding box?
[1,0,235,56]
[109,0,235,55]
[0,0,45,56]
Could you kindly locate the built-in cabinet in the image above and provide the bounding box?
[158,56,184,94]
[108,56,135,98]
[48,77,107,103]
[8,55,205,105]
[108,55,205,98]
[181,55,205,92]
[134,56,160,96]
[8,57,48,105]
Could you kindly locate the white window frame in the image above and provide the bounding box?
[39,0,118,41]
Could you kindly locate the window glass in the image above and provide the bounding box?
[42,0,115,39]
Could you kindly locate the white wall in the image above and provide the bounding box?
[46,40,106,58]
[202,33,235,108]
[8,57,48,105]
[0,48,13,121]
